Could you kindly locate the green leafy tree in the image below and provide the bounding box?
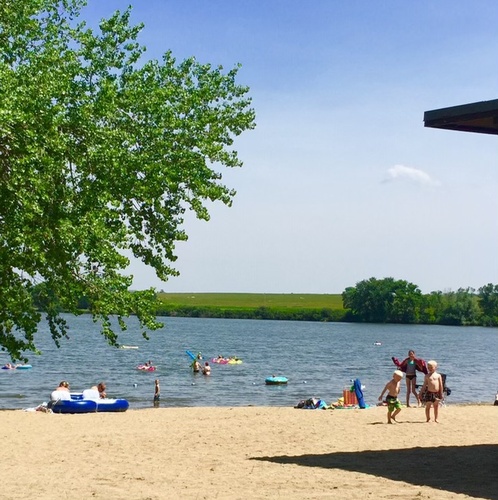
[419,291,445,324]
[477,283,498,326]
[342,277,422,323]
[438,288,480,326]
[0,0,255,360]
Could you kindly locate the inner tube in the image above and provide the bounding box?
[51,398,129,414]
[211,358,229,364]
[265,376,288,385]
[51,399,97,414]
[136,365,156,372]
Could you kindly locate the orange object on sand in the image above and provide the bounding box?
[343,388,358,406]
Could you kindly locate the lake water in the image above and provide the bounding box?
[1,315,497,410]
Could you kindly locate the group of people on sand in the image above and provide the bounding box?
[50,380,107,402]
[379,349,444,424]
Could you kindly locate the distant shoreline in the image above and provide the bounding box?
[33,291,498,327]
[152,292,498,327]
[155,291,348,321]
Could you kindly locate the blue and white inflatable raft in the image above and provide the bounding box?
[265,376,288,385]
[51,394,129,414]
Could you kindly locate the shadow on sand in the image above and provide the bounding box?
[251,444,498,500]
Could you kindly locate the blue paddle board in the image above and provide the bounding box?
[354,378,366,409]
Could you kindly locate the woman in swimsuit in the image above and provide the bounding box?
[404,351,420,407]
[392,350,427,407]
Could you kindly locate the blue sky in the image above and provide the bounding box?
[83,1,498,294]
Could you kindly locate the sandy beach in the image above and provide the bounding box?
[1,404,497,500]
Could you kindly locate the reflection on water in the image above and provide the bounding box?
[1,315,497,410]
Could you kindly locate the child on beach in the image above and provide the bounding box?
[379,370,404,423]
[154,379,160,401]
[419,360,443,423]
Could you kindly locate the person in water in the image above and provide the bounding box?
[419,360,443,423]
[154,379,160,401]
[392,350,428,407]
[202,362,211,376]
[192,359,201,373]
[379,370,404,424]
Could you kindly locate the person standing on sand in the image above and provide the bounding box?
[419,360,443,423]
[392,350,428,407]
[379,370,404,424]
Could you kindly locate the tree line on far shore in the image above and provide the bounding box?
[341,277,498,327]
[61,277,498,327]
[30,277,498,327]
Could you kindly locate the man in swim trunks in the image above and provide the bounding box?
[379,370,404,424]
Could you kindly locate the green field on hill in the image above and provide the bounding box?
[157,292,344,309]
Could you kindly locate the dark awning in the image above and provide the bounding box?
[424,98,498,135]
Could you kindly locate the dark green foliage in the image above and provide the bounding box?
[342,277,422,323]
[342,279,494,327]
[477,283,498,326]
[436,288,480,326]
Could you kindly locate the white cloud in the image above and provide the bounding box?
[384,164,440,187]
